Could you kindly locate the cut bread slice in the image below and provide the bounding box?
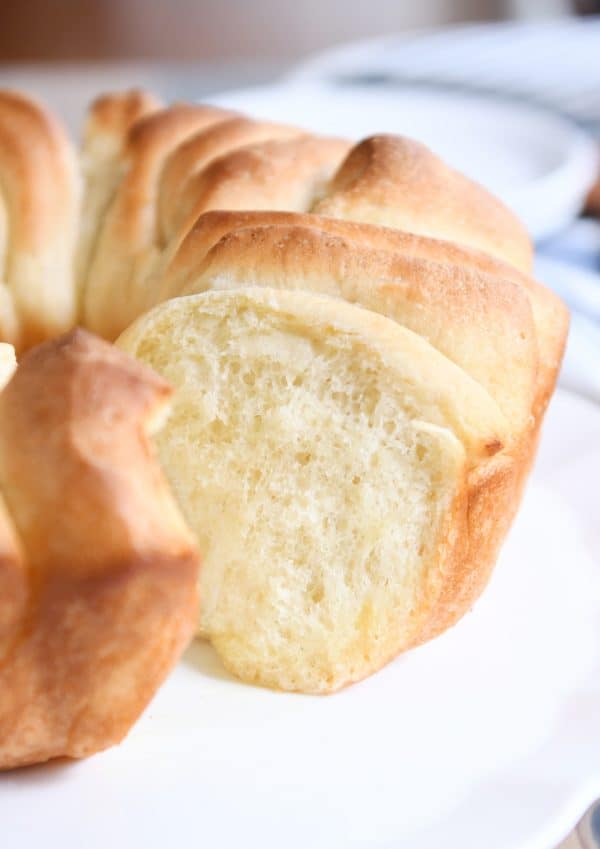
[118,288,507,693]
[161,209,568,425]
[159,213,567,550]
[163,220,537,440]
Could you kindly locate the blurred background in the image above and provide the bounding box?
[0,0,596,63]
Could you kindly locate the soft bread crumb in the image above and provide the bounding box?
[118,288,507,693]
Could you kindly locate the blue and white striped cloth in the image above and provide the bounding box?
[536,221,600,402]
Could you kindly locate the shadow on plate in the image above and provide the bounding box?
[0,755,77,784]
[182,638,241,686]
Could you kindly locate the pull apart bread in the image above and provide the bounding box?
[0,89,568,765]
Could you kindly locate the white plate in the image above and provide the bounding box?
[208,82,598,242]
[287,19,600,136]
[2,389,600,849]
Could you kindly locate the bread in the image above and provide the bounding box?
[118,288,507,692]
[313,135,534,273]
[0,87,568,744]
[76,91,539,342]
[162,209,567,422]
[0,330,199,769]
[75,89,161,299]
[0,91,79,350]
[0,87,543,348]
[161,213,539,432]
[116,204,565,692]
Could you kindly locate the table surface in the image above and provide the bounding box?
[0,59,591,849]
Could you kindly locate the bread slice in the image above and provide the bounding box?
[76,89,162,300]
[118,288,507,693]
[163,219,538,438]
[159,212,568,552]
[164,209,567,422]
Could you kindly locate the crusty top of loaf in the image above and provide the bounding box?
[314,135,534,273]
[0,90,77,252]
[157,116,304,244]
[0,91,80,348]
[163,208,567,421]
[82,89,163,154]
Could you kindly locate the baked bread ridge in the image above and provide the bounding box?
[117,287,508,693]
[165,220,538,434]
[0,87,540,351]
[0,90,80,351]
[162,209,568,423]
[156,116,305,245]
[0,329,200,770]
[80,100,240,340]
[313,135,534,274]
[76,89,536,343]
[161,208,568,526]
[76,89,163,301]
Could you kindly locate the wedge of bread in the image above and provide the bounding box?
[118,288,508,693]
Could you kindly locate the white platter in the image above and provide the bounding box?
[2,388,599,849]
[208,82,598,243]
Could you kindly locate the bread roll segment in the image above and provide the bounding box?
[118,288,507,693]
[76,89,162,299]
[314,135,534,273]
[166,220,536,434]
[0,330,200,769]
[81,102,237,339]
[161,208,567,424]
[158,219,548,631]
[0,91,80,350]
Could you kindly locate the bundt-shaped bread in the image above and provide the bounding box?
[0,88,568,726]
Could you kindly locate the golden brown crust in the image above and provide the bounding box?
[314,135,534,274]
[157,117,303,245]
[76,90,164,304]
[82,103,236,339]
[84,90,163,148]
[172,135,352,243]
[165,221,537,435]
[0,330,200,769]
[0,90,79,349]
[167,209,567,426]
